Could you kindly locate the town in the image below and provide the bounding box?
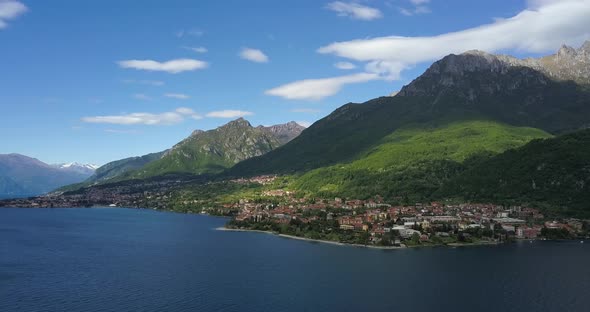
[1,175,587,247]
[226,190,588,247]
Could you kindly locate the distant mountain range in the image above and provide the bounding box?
[0,154,97,197]
[52,162,99,175]
[56,120,306,191]
[6,42,590,218]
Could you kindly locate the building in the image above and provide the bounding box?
[516,226,542,239]
[392,226,421,239]
[493,217,525,225]
[340,224,355,230]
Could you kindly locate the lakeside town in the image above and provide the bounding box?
[225,191,588,247]
[2,175,587,247]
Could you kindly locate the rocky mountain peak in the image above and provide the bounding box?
[190,129,205,137]
[286,121,303,127]
[258,121,306,144]
[222,117,252,129]
[557,44,577,59]
[398,41,590,97]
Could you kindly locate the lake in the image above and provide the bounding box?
[1,208,589,312]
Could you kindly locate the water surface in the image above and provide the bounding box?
[1,208,589,311]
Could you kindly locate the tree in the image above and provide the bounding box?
[411,233,421,245]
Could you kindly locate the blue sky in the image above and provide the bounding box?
[1,0,588,165]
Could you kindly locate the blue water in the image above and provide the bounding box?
[1,208,589,312]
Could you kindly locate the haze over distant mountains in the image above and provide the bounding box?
[0,154,97,197]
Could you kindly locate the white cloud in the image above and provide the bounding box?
[175,107,203,119]
[239,48,269,63]
[123,79,165,86]
[82,107,202,125]
[0,1,27,29]
[205,110,254,118]
[174,107,194,115]
[291,108,322,113]
[118,59,208,74]
[133,93,152,101]
[326,1,383,21]
[265,73,379,101]
[184,46,208,53]
[296,121,312,128]
[410,0,430,5]
[164,93,190,100]
[334,61,356,70]
[319,0,590,79]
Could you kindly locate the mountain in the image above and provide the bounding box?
[437,129,590,218]
[85,151,165,184]
[31,44,590,218]
[129,119,301,179]
[292,120,551,200]
[258,122,306,145]
[228,42,590,177]
[0,176,27,198]
[0,154,95,197]
[52,162,99,176]
[53,151,166,193]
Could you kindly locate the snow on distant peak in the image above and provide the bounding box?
[54,162,99,171]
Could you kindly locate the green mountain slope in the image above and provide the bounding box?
[54,151,166,192]
[437,129,590,218]
[88,151,165,183]
[132,118,283,178]
[228,45,590,177]
[292,120,551,200]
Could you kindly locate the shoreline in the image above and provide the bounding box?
[216,227,504,250]
[220,226,460,250]
[217,227,404,249]
[4,207,584,246]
